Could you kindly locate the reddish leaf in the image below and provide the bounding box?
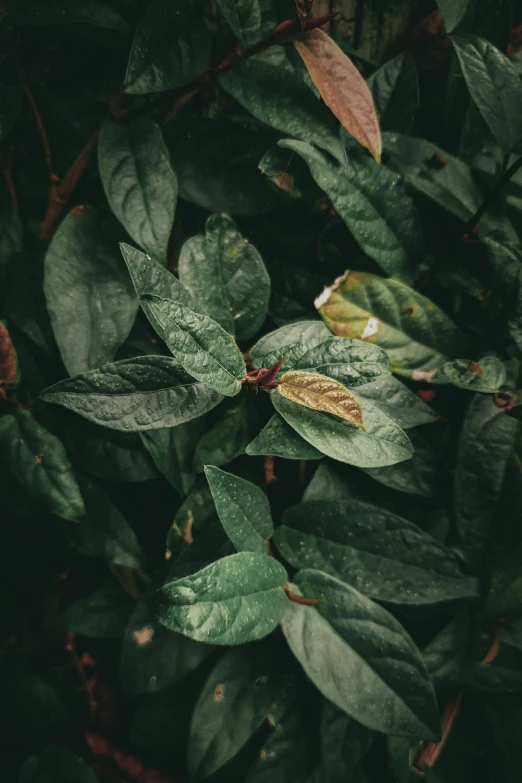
[293,29,382,161]
[0,321,17,392]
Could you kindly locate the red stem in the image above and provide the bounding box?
[283,584,323,605]
[1,147,19,213]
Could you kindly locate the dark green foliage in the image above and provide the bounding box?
[1,2,522,782]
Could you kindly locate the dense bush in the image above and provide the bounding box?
[1,0,522,781]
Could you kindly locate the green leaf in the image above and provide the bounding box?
[0,84,22,143]
[485,542,522,617]
[249,320,390,387]
[188,646,284,781]
[40,356,222,431]
[383,132,484,222]
[179,213,270,340]
[218,60,346,163]
[422,610,473,688]
[140,295,245,397]
[99,119,177,261]
[124,0,211,94]
[193,394,258,471]
[319,701,374,783]
[280,140,423,283]
[281,570,440,740]
[19,746,99,783]
[454,390,519,566]
[66,475,143,569]
[354,375,437,429]
[63,579,135,638]
[436,0,469,33]
[246,413,323,460]
[0,410,85,522]
[362,426,440,497]
[43,206,138,377]
[434,356,506,392]
[452,35,522,151]
[274,499,478,605]
[4,0,128,31]
[317,270,469,380]
[120,602,213,695]
[140,418,205,496]
[367,52,418,133]
[216,0,261,45]
[272,390,413,468]
[153,552,288,644]
[205,466,273,553]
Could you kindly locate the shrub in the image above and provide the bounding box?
[1,1,522,781]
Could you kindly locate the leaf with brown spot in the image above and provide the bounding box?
[0,321,18,390]
[293,29,382,161]
[278,370,363,427]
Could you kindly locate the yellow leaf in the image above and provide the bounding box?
[277,370,364,427]
[293,29,382,162]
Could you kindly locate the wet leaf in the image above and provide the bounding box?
[274,499,478,605]
[140,418,205,496]
[434,356,506,392]
[99,118,177,261]
[294,29,381,161]
[193,394,258,471]
[277,370,364,426]
[44,206,138,377]
[40,356,222,431]
[246,413,323,460]
[153,552,288,644]
[216,0,262,45]
[0,410,85,522]
[316,270,469,380]
[282,570,440,740]
[354,375,436,430]
[205,465,273,553]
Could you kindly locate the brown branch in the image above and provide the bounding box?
[39,126,101,243]
[65,632,98,721]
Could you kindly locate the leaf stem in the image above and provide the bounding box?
[1,146,19,214]
[283,584,323,605]
[465,154,522,235]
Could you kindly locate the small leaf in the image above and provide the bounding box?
[0,321,18,389]
[44,206,138,377]
[218,59,346,163]
[179,213,270,340]
[280,140,423,283]
[188,646,285,781]
[193,395,258,471]
[272,389,412,468]
[246,413,323,460]
[436,0,469,33]
[124,0,211,94]
[281,570,440,740]
[277,370,364,427]
[0,410,85,522]
[153,552,288,644]
[99,119,177,261]
[40,356,222,431]
[120,602,213,695]
[452,35,522,152]
[367,52,418,133]
[141,295,244,396]
[205,465,273,553]
[354,375,437,430]
[294,29,381,161]
[434,356,506,392]
[216,0,262,45]
[274,499,478,605]
[316,270,469,380]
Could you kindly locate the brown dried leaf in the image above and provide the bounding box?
[0,321,17,390]
[277,370,364,427]
[293,29,382,161]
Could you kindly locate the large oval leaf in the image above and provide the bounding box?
[205,466,273,553]
[272,390,412,468]
[40,356,222,431]
[0,410,85,522]
[280,140,423,283]
[152,552,289,644]
[44,206,138,377]
[281,570,440,740]
[99,118,177,261]
[179,213,270,340]
[278,370,364,426]
[274,499,478,605]
[316,270,469,380]
[294,28,381,161]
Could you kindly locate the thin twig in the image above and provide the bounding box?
[1,146,19,213]
[465,155,522,235]
[283,584,323,605]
